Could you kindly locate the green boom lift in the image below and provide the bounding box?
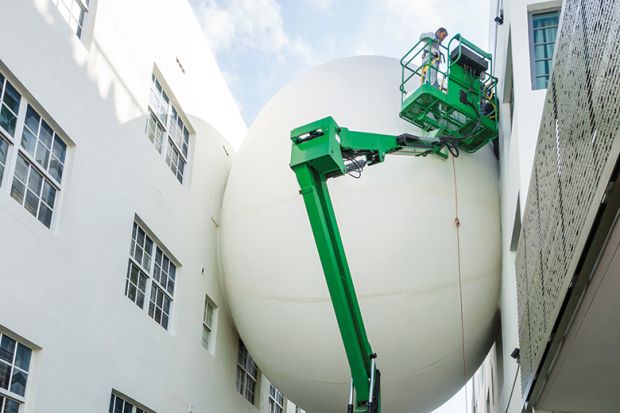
[289,34,499,413]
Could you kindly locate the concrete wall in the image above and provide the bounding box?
[0,1,296,412]
[474,0,562,412]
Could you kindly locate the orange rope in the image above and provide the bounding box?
[452,156,469,412]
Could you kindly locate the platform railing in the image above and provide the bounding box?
[399,37,449,104]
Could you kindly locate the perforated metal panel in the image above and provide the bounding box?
[515,0,620,397]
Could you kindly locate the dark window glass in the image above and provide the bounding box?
[0,336,16,364]
[14,344,31,371]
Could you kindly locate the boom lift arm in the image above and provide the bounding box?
[289,117,464,413]
[288,34,499,413]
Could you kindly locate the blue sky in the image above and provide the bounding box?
[190,0,493,127]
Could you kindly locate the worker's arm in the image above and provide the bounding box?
[419,31,437,42]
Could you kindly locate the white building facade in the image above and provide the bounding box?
[472,0,620,412]
[0,1,302,412]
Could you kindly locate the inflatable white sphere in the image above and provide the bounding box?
[220,56,500,413]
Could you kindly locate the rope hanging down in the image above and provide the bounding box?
[452,156,469,413]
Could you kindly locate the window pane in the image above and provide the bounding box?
[126,282,137,301]
[534,28,557,44]
[0,362,10,389]
[24,190,39,216]
[41,181,57,207]
[0,106,17,137]
[0,336,16,364]
[534,44,554,60]
[176,158,185,183]
[0,139,7,163]
[39,122,54,148]
[535,60,551,78]
[236,367,245,393]
[3,82,20,113]
[35,145,51,170]
[0,139,7,183]
[38,204,53,228]
[49,155,64,182]
[10,179,25,204]
[144,238,153,268]
[533,11,559,28]
[4,398,20,413]
[182,129,189,158]
[543,28,557,44]
[14,344,31,371]
[52,138,67,163]
[535,76,548,89]
[146,113,164,153]
[202,325,210,349]
[21,128,37,156]
[9,369,27,396]
[25,106,40,133]
[14,156,28,183]
[126,262,148,308]
[27,168,43,195]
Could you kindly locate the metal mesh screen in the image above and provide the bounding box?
[515,0,620,396]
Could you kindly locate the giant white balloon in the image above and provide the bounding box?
[220,56,500,413]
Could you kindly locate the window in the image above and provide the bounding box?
[50,0,90,38]
[125,222,177,330]
[109,392,153,413]
[202,296,217,352]
[0,333,33,411]
[0,72,17,183]
[145,75,191,183]
[0,395,20,413]
[0,73,20,137]
[236,340,259,405]
[530,10,560,89]
[269,385,285,413]
[0,70,69,229]
[0,138,8,185]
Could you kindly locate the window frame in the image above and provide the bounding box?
[109,391,155,413]
[0,70,70,230]
[0,332,33,409]
[49,0,91,39]
[268,385,285,413]
[145,74,192,185]
[201,296,218,353]
[528,8,561,90]
[125,220,178,331]
[0,137,10,188]
[236,340,259,405]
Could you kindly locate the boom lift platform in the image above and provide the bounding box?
[289,34,499,413]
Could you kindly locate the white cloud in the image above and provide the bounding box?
[192,0,314,61]
[367,0,491,52]
[302,0,333,12]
